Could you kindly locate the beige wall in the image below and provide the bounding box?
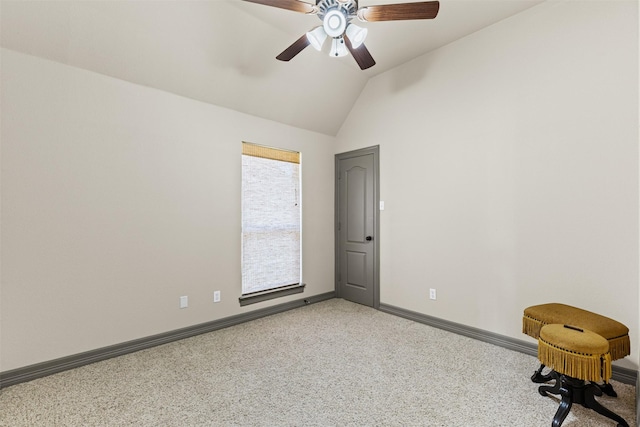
[336,0,639,369]
[0,49,336,371]
[2,0,639,376]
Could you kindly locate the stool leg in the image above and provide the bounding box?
[532,363,555,383]
[592,381,618,398]
[551,376,573,427]
[538,370,561,396]
[581,383,628,427]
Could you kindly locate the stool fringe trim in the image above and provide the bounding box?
[523,316,630,361]
[538,338,612,383]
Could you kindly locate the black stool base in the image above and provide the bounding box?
[532,364,618,397]
[538,373,628,427]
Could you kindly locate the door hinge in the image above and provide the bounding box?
[338,222,341,231]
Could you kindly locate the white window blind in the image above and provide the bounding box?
[241,143,301,296]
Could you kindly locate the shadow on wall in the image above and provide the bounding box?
[388,52,435,94]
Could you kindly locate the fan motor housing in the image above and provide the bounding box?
[317,0,357,22]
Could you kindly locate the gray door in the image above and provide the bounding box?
[335,147,378,308]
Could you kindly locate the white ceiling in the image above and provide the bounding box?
[1,0,544,135]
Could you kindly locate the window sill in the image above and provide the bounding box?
[239,283,306,307]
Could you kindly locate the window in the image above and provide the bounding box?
[240,142,304,306]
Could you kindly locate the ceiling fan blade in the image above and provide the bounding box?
[276,34,311,61]
[344,35,376,70]
[242,0,316,14]
[358,1,439,22]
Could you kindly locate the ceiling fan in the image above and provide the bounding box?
[242,0,440,70]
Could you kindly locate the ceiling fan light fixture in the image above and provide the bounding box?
[345,23,368,49]
[330,37,348,57]
[306,26,328,51]
[323,9,347,38]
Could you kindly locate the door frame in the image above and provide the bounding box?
[334,145,380,309]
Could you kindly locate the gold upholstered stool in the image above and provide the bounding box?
[537,324,628,427]
[523,303,630,396]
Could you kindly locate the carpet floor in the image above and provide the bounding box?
[0,299,636,426]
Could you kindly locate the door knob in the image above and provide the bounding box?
[366,236,373,241]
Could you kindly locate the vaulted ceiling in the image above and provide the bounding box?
[1,0,544,135]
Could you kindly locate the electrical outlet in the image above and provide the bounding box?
[429,289,436,300]
[180,295,188,308]
[214,291,221,303]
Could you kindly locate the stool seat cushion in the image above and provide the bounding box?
[538,324,612,382]
[523,303,630,360]
[540,324,609,355]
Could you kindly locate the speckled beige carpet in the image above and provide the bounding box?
[0,299,636,426]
